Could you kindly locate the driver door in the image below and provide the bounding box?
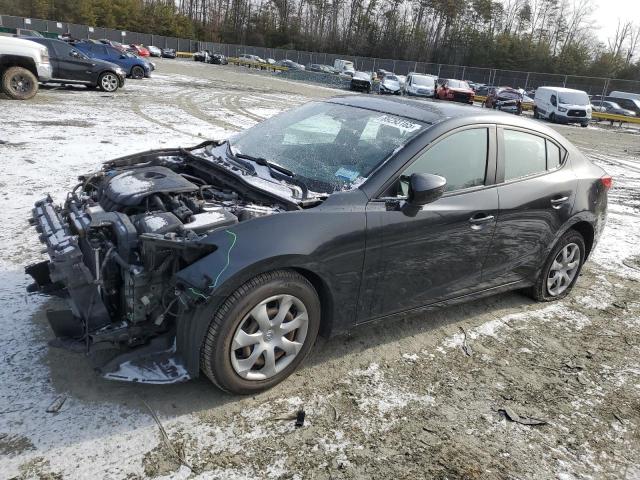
[358,125,499,321]
[53,42,93,81]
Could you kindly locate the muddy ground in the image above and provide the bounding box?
[1,59,639,480]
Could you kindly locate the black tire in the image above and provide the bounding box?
[98,72,120,92]
[525,230,586,302]
[580,122,588,128]
[549,112,556,123]
[533,107,539,119]
[2,66,38,100]
[130,66,145,79]
[201,270,321,394]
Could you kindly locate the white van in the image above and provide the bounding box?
[533,87,591,127]
[403,73,437,97]
[609,91,640,101]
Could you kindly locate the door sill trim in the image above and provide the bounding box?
[356,280,530,326]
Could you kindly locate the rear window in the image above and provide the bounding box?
[503,130,565,180]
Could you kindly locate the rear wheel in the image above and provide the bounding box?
[2,66,38,100]
[131,66,145,79]
[201,270,321,394]
[525,230,585,302]
[98,72,119,92]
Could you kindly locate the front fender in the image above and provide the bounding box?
[174,189,368,377]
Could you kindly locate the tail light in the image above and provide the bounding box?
[601,175,613,191]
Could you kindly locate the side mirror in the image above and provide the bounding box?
[407,173,446,206]
[120,54,127,59]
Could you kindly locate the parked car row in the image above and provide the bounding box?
[193,49,229,64]
[0,34,167,99]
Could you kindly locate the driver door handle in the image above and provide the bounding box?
[550,196,569,209]
[469,213,495,225]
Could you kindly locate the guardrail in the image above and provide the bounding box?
[473,95,639,124]
[591,111,640,124]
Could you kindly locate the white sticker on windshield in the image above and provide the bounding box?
[373,115,421,133]
[335,168,360,182]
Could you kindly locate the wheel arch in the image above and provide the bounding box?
[290,266,334,337]
[176,258,340,378]
[0,55,38,77]
[569,221,595,259]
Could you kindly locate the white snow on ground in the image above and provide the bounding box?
[1,68,640,478]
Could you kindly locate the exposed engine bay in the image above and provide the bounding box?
[26,141,302,383]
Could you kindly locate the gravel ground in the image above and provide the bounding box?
[1,59,639,480]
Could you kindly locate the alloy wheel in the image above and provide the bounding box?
[101,74,119,92]
[9,74,32,95]
[230,294,309,380]
[547,243,581,296]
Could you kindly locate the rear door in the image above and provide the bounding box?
[482,127,578,286]
[358,125,499,321]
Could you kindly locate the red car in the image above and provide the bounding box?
[436,79,474,104]
[129,44,150,57]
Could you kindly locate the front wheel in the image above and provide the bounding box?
[533,107,539,119]
[98,72,120,92]
[2,66,38,100]
[131,65,145,79]
[525,230,585,302]
[201,270,321,394]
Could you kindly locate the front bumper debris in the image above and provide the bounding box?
[26,195,191,384]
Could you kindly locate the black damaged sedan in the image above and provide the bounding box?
[27,96,610,394]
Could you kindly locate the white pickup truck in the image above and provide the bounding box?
[0,36,52,100]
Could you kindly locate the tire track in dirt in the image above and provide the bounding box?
[130,96,203,139]
[219,93,265,123]
[177,90,244,133]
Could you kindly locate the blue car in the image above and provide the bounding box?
[74,42,151,79]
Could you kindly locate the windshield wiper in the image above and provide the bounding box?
[234,152,295,177]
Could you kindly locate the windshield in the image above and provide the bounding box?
[229,102,427,193]
[447,79,470,89]
[385,75,399,82]
[412,76,435,87]
[558,91,589,105]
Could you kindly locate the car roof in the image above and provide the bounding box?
[537,86,586,93]
[326,95,563,137]
[0,35,47,49]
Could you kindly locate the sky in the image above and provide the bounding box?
[591,0,640,43]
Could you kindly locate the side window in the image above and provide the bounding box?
[550,94,557,106]
[107,47,120,58]
[546,140,562,170]
[402,128,488,193]
[503,130,546,180]
[52,41,72,57]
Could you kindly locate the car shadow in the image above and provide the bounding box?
[35,285,534,417]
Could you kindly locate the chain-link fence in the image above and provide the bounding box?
[3,13,640,95]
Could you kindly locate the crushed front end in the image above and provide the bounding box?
[26,142,293,383]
